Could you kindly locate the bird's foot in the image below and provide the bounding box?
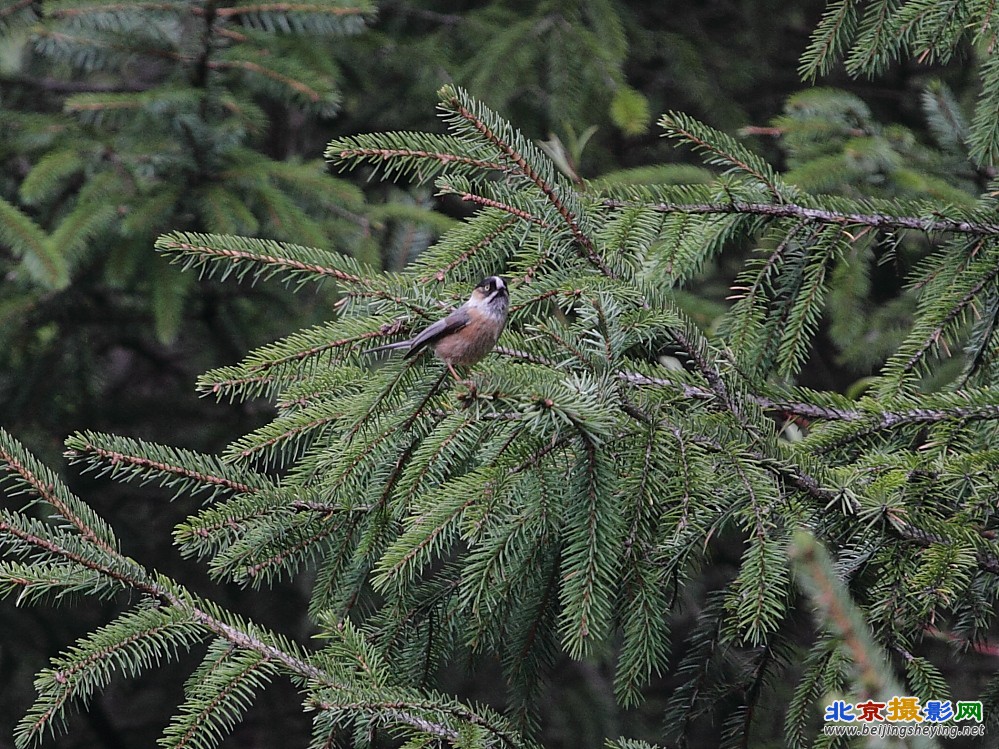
[456,379,478,400]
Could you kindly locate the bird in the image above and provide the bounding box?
[367,276,509,384]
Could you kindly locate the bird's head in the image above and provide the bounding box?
[468,276,509,316]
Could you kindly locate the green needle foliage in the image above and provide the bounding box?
[0,0,375,450]
[8,65,999,749]
[0,0,374,305]
[799,0,999,165]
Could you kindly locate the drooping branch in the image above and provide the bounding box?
[899,261,999,378]
[666,327,742,419]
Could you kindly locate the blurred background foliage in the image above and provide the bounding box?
[0,0,991,746]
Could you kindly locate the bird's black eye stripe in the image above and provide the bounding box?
[476,276,506,293]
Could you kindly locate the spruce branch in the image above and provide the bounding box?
[202,322,403,393]
[439,184,551,227]
[417,216,518,283]
[0,0,33,18]
[660,112,785,200]
[558,438,620,657]
[0,562,115,606]
[439,86,615,277]
[236,517,339,584]
[602,198,999,236]
[894,260,999,380]
[495,344,559,367]
[226,409,346,463]
[666,325,741,418]
[306,695,523,749]
[790,530,907,701]
[27,568,515,748]
[0,515,158,598]
[618,370,999,434]
[176,491,367,551]
[212,3,372,19]
[64,431,270,499]
[799,0,859,79]
[0,431,527,746]
[0,433,118,558]
[885,513,999,576]
[209,58,325,102]
[161,641,278,749]
[327,131,517,186]
[334,146,511,175]
[17,608,206,748]
[824,405,999,449]
[618,370,864,422]
[616,399,848,511]
[155,232,366,286]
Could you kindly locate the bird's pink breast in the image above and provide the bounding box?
[432,313,502,365]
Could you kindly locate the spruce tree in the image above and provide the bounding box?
[4,1,999,747]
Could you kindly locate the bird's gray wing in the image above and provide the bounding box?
[403,307,469,358]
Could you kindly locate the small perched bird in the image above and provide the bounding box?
[368,276,509,383]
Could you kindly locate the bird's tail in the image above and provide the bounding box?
[365,340,410,356]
